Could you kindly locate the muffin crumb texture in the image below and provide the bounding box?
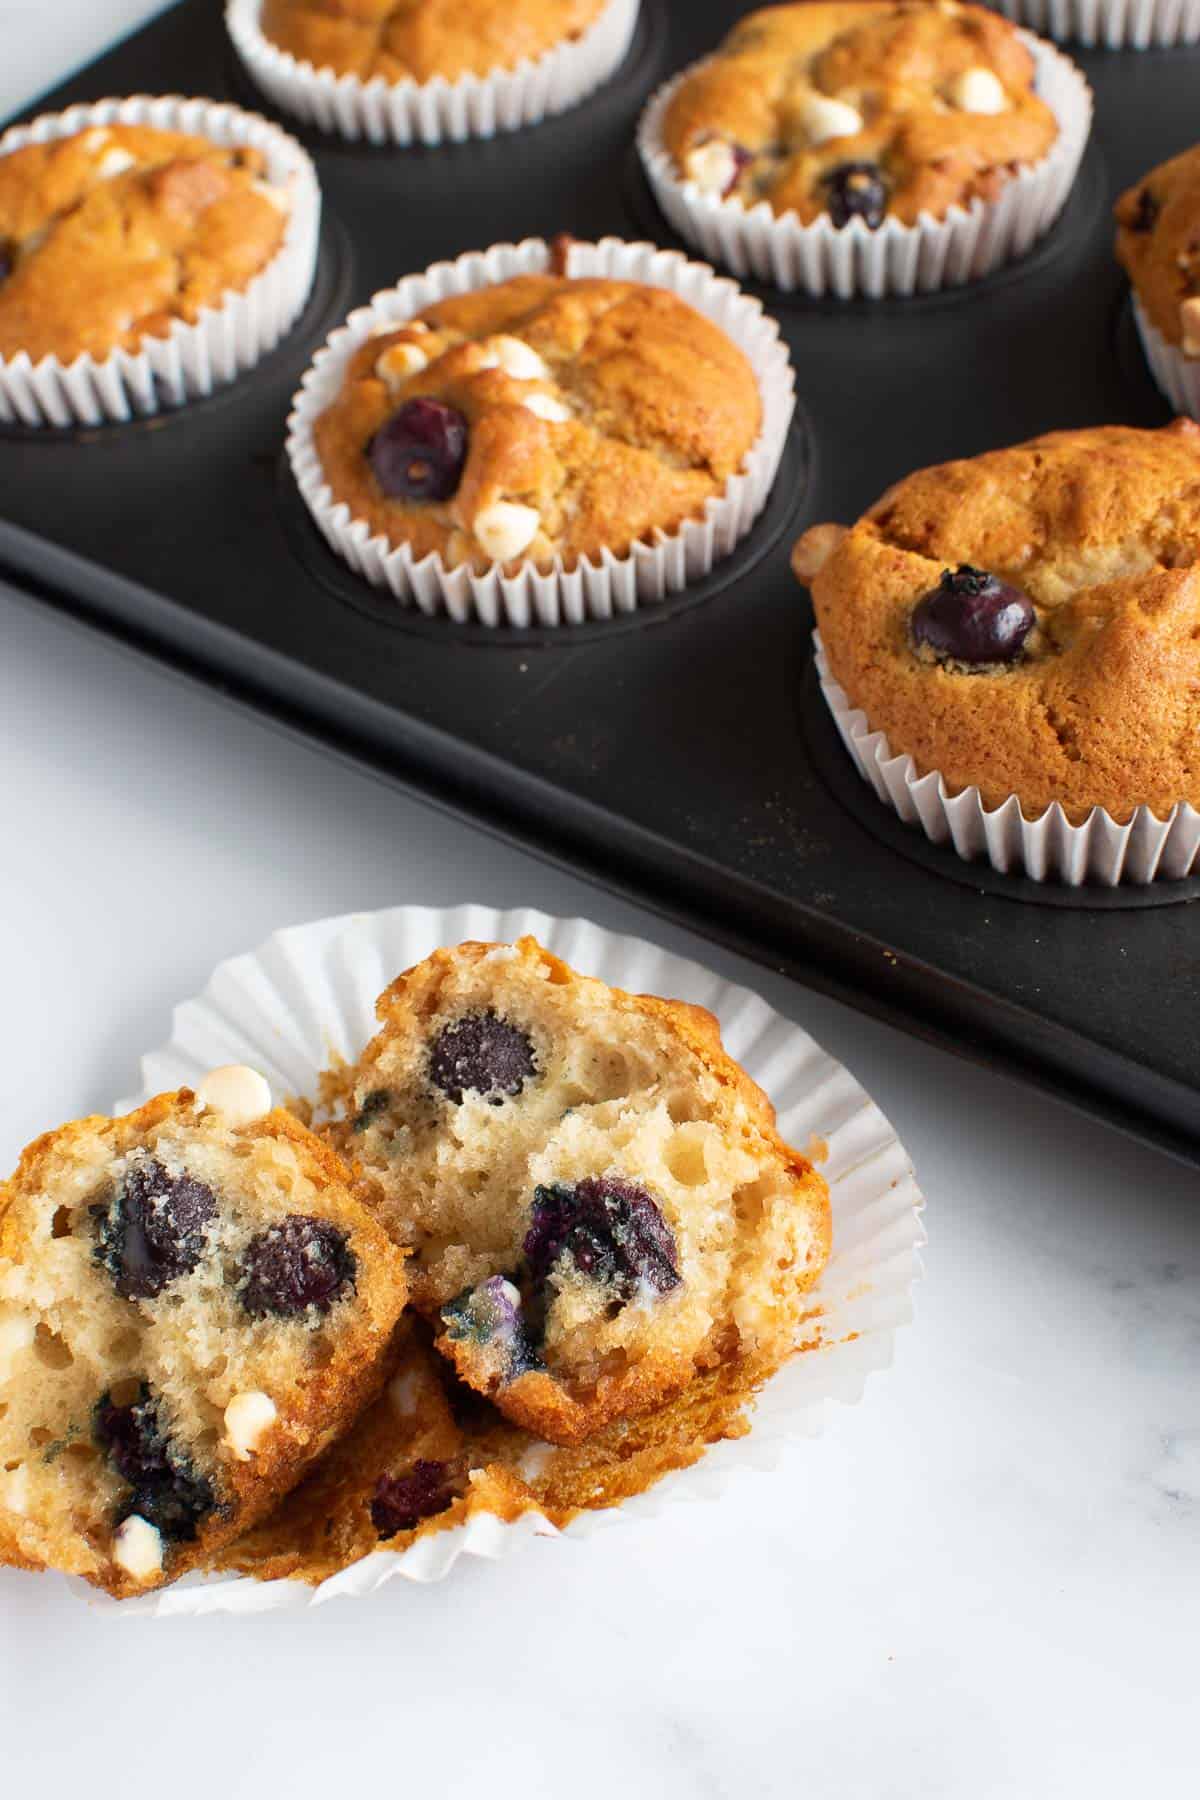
[0,1089,407,1596]
[797,420,1200,822]
[208,1313,767,1587]
[326,936,830,1445]
[662,1,1059,228]
[259,0,610,83]
[315,274,762,572]
[0,125,290,366]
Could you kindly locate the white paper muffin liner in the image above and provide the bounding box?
[636,33,1092,299]
[1131,294,1200,421]
[287,237,796,627]
[226,0,639,146]
[986,0,1200,48]
[75,901,925,1615]
[0,96,320,429]
[814,632,1200,885]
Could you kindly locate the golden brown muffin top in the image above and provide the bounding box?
[259,0,608,83]
[313,273,762,572]
[1115,145,1200,355]
[793,421,1200,823]
[661,1,1058,228]
[0,125,289,365]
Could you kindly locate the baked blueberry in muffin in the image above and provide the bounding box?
[211,1315,781,1585]
[0,125,291,366]
[324,938,830,1446]
[661,1,1059,229]
[1116,145,1200,362]
[257,0,610,84]
[792,420,1200,822]
[0,1069,407,1596]
[311,273,762,572]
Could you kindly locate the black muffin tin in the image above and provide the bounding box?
[3,0,1199,1165]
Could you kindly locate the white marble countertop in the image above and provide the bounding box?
[0,9,1196,1795]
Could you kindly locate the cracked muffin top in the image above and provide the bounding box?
[258,0,609,83]
[792,421,1200,823]
[1116,146,1200,357]
[0,1074,406,1597]
[313,273,762,572]
[660,1,1059,229]
[0,124,290,366]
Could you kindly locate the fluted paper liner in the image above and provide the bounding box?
[986,0,1200,48]
[226,0,639,145]
[637,33,1091,299]
[287,238,796,627]
[814,632,1200,885]
[0,96,320,429]
[72,902,924,1614]
[1131,295,1200,424]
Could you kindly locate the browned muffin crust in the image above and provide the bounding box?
[1115,145,1200,354]
[259,0,608,83]
[662,1,1059,228]
[209,1315,773,1586]
[314,274,762,572]
[0,124,289,365]
[793,420,1200,823]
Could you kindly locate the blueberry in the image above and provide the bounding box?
[350,1088,391,1134]
[93,1158,217,1301]
[524,1178,681,1303]
[93,1384,216,1542]
[722,141,755,198]
[823,162,888,230]
[428,1012,536,1105]
[1130,189,1159,234]
[910,565,1036,667]
[441,1275,543,1379]
[238,1215,357,1318]
[367,398,468,502]
[370,1459,457,1539]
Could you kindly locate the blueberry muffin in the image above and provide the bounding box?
[211,1315,765,1585]
[792,420,1200,822]
[661,1,1058,229]
[324,938,830,1446]
[1116,147,1200,358]
[0,125,290,365]
[258,0,609,83]
[0,1069,407,1597]
[312,273,761,571]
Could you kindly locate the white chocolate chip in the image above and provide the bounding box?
[797,91,864,146]
[223,1391,277,1461]
[79,128,111,153]
[97,147,137,179]
[387,1367,425,1417]
[473,500,541,564]
[684,139,739,196]
[791,522,848,583]
[375,340,430,389]
[0,1465,29,1517]
[112,1514,164,1582]
[947,67,1008,114]
[522,392,572,423]
[194,1065,272,1128]
[0,1306,35,1380]
[1181,297,1200,357]
[517,1441,556,1482]
[477,335,548,381]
